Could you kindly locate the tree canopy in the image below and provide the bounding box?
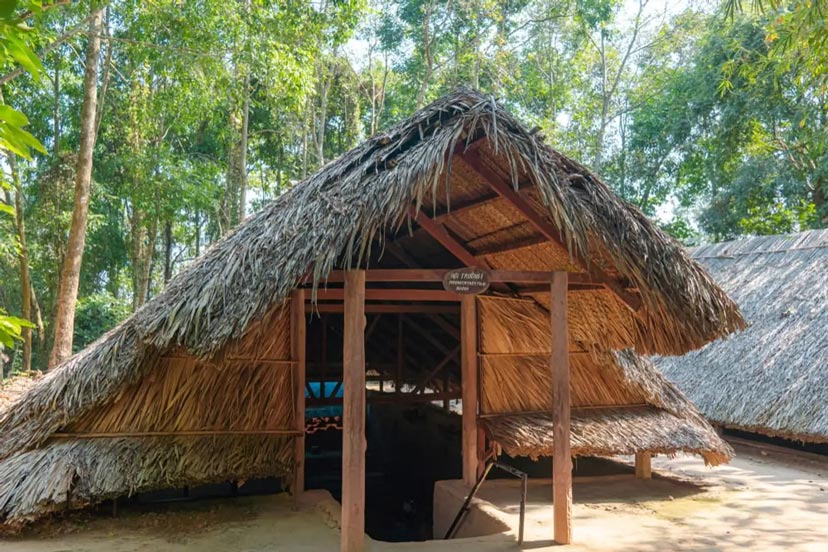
[0,0,826,374]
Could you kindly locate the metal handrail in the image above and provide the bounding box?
[444,460,528,544]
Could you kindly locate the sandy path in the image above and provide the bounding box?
[468,442,828,551]
[2,442,826,551]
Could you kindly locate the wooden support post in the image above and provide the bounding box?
[477,426,487,476]
[291,289,306,500]
[396,314,404,394]
[551,271,572,545]
[342,270,366,552]
[635,452,652,480]
[461,295,479,487]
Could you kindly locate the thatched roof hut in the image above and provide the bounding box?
[660,229,828,443]
[0,89,741,530]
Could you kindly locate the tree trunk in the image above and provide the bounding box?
[163,219,173,283]
[416,2,434,109]
[814,176,827,227]
[48,9,103,369]
[237,86,249,223]
[222,80,249,234]
[53,49,60,157]
[130,209,157,311]
[314,64,330,166]
[9,157,32,372]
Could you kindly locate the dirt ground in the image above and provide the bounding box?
[2,441,827,551]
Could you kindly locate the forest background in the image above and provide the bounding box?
[1,0,825,375]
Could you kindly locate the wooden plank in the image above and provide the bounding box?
[311,288,460,302]
[396,315,404,394]
[320,268,606,285]
[321,313,328,398]
[460,150,642,312]
[307,391,461,407]
[291,289,306,498]
[51,429,302,439]
[551,271,572,545]
[635,452,652,480]
[307,303,458,314]
[341,270,366,552]
[461,295,479,486]
[413,345,460,394]
[411,208,481,267]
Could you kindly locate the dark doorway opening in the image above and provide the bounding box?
[304,309,464,542]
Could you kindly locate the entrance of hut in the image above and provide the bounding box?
[303,309,463,542]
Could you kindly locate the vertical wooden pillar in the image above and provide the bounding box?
[291,289,307,499]
[551,271,572,545]
[342,270,366,552]
[396,315,404,394]
[461,295,479,487]
[635,452,652,479]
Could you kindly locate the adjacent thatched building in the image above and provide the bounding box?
[0,89,742,536]
[660,229,828,443]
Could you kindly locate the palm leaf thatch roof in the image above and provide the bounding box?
[0,88,741,528]
[476,297,731,465]
[660,229,828,443]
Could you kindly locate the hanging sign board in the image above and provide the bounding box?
[442,267,491,294]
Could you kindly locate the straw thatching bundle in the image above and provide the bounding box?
[0,304,295,527]
[0,435,292,528]
[477,296,731,465]
[0,88,741,528]
[660,230,828,442]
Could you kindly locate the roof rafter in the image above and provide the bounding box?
[410,207,514,295]
[458,148,643,312]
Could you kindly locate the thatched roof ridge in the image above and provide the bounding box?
[0,88,741,461]
[660,229,828,442]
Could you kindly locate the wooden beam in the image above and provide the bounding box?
[411,207,481,268]
[635,452,652,480]
[311,288,460,302]
[342,270,366,552]
[426,313,460,340]
[320,268,607,285]
[551,271,572,545]
[307,303,458,314]
[461,295,479,487]
[413,345,460,394]
[459,150,642,312]
[321,314,328,398]
[291,289,306,499]
[396,315,404,394]
[307,391,461,407]
[51,429,302,439]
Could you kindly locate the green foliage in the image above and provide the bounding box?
[3,0,828,363]
[0,0,44,353]
[72,292,130,352]
[0,310,33,349]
